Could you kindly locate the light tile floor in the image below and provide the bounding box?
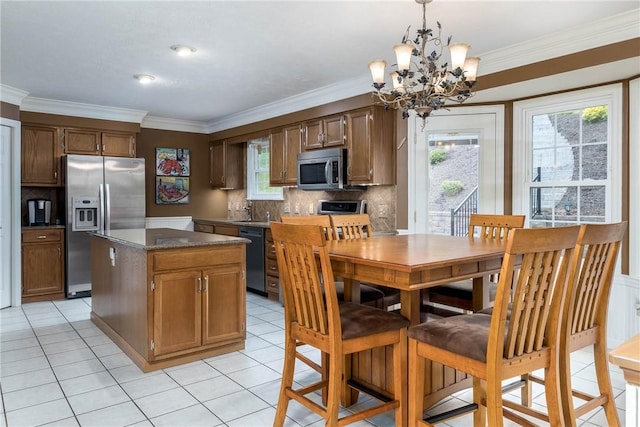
[0,293,627,426]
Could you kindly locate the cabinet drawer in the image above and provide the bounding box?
[266,275,279,293]
[215,225,239,237]
[22,229,62,243]
[152,245,244,272]
[266,257,279,275]
[194,223,214,234]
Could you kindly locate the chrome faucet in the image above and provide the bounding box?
[244,201,253,221]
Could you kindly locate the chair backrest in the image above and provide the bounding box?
[469,214,526,239]
[280,215,335,240]
[564,222,626,336]
[489,226,580,361]
[270,222,341,341]
[329,214,372,240]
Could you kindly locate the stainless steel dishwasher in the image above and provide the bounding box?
[239,226,266,295]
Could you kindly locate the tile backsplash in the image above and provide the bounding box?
[226,186,397,233]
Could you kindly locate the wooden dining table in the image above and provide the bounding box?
[325,233,507,422]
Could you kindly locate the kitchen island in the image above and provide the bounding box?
[90,228,248,372]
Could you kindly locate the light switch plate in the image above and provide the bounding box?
[284,202,290,213]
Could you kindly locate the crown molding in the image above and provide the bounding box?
[479,9,640,75]
[206,75,371,133]
[0,84,29,106]
[20,96,148,123]
[141,115,209,134]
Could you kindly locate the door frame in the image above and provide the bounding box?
[407,105,505,234]
[1,117,22,308]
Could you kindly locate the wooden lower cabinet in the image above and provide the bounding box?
[22,228,65,302]
[91,236,246,371]
[152,264,245,357]
[264,229,280,301]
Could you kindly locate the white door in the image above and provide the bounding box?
[409,106,504,234]
[1,124,12,308]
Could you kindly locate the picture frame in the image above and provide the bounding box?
[156,147,190,176]
[156,176,190,204]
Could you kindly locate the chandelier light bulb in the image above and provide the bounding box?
[368,60,387,85]
[463,57,480,81]
[393,43,414,72]
[448,43,470,70]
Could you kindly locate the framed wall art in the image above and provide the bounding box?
[155,147,191,204]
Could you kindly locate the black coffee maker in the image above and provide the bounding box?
[27,199,52,226]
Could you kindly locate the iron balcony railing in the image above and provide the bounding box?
[450,186,478,236]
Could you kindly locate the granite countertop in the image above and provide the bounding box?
[193,218,271,229]
[22,225,66,230]
[92,228,250,250]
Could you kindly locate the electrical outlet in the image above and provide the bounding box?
[294,203,300,214]
[283,202,290,213]
[235,202,240,211]
[378,204,388,218]
[308,203,314,214]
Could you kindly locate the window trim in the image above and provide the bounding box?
[246,138,283,201]
[512,84,623,227]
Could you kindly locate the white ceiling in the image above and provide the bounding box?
[1,1,639,132]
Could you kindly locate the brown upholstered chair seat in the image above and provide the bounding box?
[408,313,494,362]
[339,302,409,340]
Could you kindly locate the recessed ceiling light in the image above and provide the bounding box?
[170,44,197,57]
[134,74,155,84]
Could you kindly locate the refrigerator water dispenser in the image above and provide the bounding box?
[72,197,99,231]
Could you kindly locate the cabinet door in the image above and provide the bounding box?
[269,129,285,185]
[152,270,202,356]
[202,265,245,345]
[21,125,61,186]
[283,124,301,185]
[64,128,101,155]
[224,143,244,189]
[22,241,64,297]
[347,109,374,184]
[303,119,323,150]
[210,141,226,188]
[323,115,346,147]
[102,132,135,157]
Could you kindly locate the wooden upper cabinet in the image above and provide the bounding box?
[102,132,136,157]
[302,115,346,151]
[21,124,62,186]
[64,128,101,155]
[64,128,136,157]
[270,124,300,186]
[209,141,243,189]
[346,107,395,186]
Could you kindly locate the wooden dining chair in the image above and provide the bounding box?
[271,222,409,426]
[503,222,627,426]
[423,214,526,315]
[407,226,580,426]
[329,213,402,311]
[281,215,385,309]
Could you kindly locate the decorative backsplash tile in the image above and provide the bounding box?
[226,186,397,233]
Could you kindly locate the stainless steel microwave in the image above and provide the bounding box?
[297,147,347,191]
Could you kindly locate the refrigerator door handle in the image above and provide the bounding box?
[104,183,111,231]
[98,184,105,233]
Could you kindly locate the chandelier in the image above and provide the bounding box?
[368,0,480,122]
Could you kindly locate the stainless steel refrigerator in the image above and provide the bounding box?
[65,154,145,297]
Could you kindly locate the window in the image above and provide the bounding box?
[247,138,283,200]
[513,85,622,228]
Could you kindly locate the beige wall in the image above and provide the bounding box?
[136,128,227,219]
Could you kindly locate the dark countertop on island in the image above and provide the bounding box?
[92,227,249,250]
[192,218,271,228]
